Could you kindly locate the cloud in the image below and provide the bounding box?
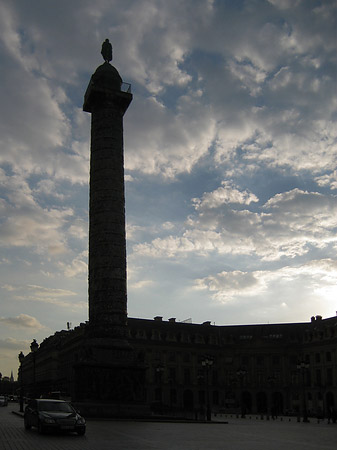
[0,0,335,370]
[0,0,335,185]
[192,181,258,209]
[195,259,337,304]
[194,270,264,302]
[0,337,30,351]
[67,220,88,241]
[59,251,88,278]
[125,94,217,178]
[34,179,66,201]
[0,170,75,255]
[0,314,45,330]
[315,171,337,191]
[132,187,337,261]
[26,285,78,298]
[1,283,84,310]
[129,280,154,290]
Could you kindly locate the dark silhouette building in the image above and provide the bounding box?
[20,314,337,418]
[18,48,337,419]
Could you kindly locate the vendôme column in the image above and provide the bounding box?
[83,40,132,340]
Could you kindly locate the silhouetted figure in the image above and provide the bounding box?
[101,39,113,62]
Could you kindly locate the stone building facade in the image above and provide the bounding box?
[127,315,337,418]
[20,314,337,418]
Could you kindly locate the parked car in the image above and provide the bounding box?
[24,399,86,435]
[0,396,8,406]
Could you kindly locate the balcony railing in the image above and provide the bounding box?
[121,82,131,93]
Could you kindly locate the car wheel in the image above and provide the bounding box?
[77,428,86,436]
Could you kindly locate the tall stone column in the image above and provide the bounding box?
[83,62,132,341]
[75,57,146,414]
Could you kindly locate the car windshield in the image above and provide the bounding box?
[38,401,74,413]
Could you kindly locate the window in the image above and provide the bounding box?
[242,356,249,366]
[155,388,162,402]
[154,366,164,383]
[272,355,280,366]
[290,355,297,365]
[257,356,264,366]
[183,352,190,363]
[168,352,176,362]
[315,353,321,363]
[327,368,333,386]
[184,368,191,384]
[169,367,176,382]
[197,369,204,385]
[170,389,177,404]
[199,390,205,404]
[326,352,332,362]
[213,390,219,405]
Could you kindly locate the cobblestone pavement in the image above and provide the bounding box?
[1,407,336,450]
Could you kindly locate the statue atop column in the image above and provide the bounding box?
[101,39,113,63]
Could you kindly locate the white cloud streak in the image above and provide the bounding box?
[0,314,45,330]
[133,187,337,261]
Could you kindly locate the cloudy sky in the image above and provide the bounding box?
[0,0,336,377]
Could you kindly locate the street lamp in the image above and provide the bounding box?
[30,339,39,399]
[156,364,164,413]
[297,361,310,423]
[202,356,214,421]
[236,368,247,418]
[18,351,25,412]
[266,375,276,420]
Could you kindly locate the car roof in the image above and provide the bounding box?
[37,399,67,403]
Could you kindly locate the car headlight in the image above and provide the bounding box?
[43,418,56,424]
[76,417,86,425]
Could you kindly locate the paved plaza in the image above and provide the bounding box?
[0,407,335,450]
